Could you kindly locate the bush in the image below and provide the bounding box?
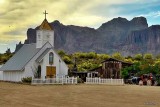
[156,80,160,86]
[77,77,83,83]
[155,75,160,86]
[63,56,72,64]
[21,77,32,83]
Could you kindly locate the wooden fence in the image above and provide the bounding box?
[32,76,77,85]
[86,77,124,85]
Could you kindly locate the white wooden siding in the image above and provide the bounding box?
[3,71,24,82]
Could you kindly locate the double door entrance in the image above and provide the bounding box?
[46,66,56,78]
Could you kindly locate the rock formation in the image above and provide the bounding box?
[15,17,160,55]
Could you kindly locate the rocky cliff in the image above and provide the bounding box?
[17,17,160,55]
[124,25,160,55]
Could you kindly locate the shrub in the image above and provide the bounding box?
[77,77,83,83]
[63,56,72,64]
[155,75,160,86]
[21,77,32,83]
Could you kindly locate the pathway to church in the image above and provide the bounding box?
[0,82,160,107]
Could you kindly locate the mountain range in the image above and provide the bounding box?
[16,16,160,56]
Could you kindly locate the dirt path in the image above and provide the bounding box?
[0,82,160,107]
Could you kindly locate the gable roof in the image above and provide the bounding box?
[0,43,40,71]
[36,48,50,62]
[0,41,68,71]
[38,19,53,30]
[35,47,69,69]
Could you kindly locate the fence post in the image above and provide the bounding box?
[72,77,73,84]
[31,77,33,84]
[122,79,124,85]
[111,78,112,84]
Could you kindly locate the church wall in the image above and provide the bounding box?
[52,50,68,76]
[24,42,52,79]
[60,60,68,76]
[23,33,68,79]
[42,50,60,76]
[3,70,24,82]
[24,63,37,78]
[40,49,68,79]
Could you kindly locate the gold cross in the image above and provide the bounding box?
[43,10,48,19]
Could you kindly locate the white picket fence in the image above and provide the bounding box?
[86,77,124,85]
[32,76,77,85]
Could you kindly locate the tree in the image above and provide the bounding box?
[134,54,143,61]
[121,66,132,79]
[156,54,160,59]
[58,50,66,57]
[63,56,72,64]
[5,48,11,55]
[97,54,110,60]
[86,52,97,59]
[112,52,123,60]
[124,58,133,63]
[144,53,153,60]
[77,61,99,71]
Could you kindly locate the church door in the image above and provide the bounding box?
[46,66,56,78]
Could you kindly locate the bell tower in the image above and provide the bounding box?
[36,10,54,48]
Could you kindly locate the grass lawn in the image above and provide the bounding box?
[0,82,160,107]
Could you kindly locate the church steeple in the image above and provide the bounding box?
[39,19,53,30]
[36,10,54,48]
[38,10,53,30]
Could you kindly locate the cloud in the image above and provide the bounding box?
[0,0,160,53]
[138,11,160,18]
[0,43,8,46]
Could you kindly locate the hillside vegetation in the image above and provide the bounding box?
[1,50,160,78]
[57,50,160,77]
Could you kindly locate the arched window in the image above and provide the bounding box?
[49,52,54,65]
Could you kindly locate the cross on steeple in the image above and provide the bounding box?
[43,10,48,19]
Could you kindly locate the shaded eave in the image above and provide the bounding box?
[102,58,133,65]
[35,44,69,69]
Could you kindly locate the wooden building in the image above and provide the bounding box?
[91,58,132,79]
[71,58,132,81]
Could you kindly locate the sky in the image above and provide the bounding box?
[0,0,160,53]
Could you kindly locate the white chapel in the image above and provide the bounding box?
[0,11,68,82]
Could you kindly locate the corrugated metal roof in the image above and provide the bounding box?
[0,43,40,71]
[102,58,133,65]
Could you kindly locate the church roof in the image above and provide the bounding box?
[36,48,51,62]
[0,42,68,71]
[38,19,53,30]
[0,43,40,71]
